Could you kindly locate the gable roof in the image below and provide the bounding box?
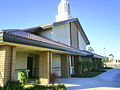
[0,29,86,55]
[0,29,103,58]
[23,18,90,45]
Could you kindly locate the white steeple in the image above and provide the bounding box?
[56,0,72,21]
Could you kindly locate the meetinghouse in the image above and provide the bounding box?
[0,0,103,86]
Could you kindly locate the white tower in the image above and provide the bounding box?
[56,0,72,21]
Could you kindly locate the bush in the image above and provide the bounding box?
[102,67,113,69]
[77,59,94,73]
[24,84,66,90]
[49,73,58,85]
[56,84,66,90]
[4,80,23,90]
[91,69,106,72]
[18,71,28,85]
[0,87,3,90]
[2,80,66,90]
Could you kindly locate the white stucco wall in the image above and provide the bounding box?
[52,23,71,45]
[78,30,86,50]
[39,29,53,39]
[52,54,61,76]
[16,53,28,69]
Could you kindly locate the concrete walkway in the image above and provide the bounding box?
[56,69,120,90]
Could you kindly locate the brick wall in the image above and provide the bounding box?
[0,46,16,87]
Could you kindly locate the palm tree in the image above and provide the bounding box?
[109,54,114,60]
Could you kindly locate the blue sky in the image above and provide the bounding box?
[0,0,120,59]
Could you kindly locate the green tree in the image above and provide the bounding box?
[102,57,109,62]
[88,46,94,52]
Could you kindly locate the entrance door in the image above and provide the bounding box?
[27,57,33,78]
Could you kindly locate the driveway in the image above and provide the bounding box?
[56,68,120,90]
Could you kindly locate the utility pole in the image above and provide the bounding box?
[104,48,106,56]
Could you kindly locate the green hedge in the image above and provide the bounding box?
[72,69,106,78]
[0,81,66,90]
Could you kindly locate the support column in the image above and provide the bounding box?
[74,56,81,75]
[0,46,16,87]
[39,51,52,85]
[49,52,52,76]
[61,54,70,78]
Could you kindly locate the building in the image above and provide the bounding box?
[0,0,103,86]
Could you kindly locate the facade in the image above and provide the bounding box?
[0,0,103,86]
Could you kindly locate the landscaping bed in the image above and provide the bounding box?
[0,84,66,90]
[72,69,106,78]
[102,67,113,69]
[0,81,66,90]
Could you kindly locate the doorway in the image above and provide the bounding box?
[27,57,33,78]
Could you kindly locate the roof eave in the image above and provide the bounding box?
[75,19,90,45]
[3,33,84,56]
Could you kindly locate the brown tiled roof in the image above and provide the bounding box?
[81,50,104,58]
[3,29,81,52]
[2,30,103,58]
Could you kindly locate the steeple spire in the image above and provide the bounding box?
[56,0,72,21]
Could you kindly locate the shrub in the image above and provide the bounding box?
[49,73,58,85]
[4,80,23,90]
[0,87,3,90]
[24,84,66,90]
[92,69,106,72]
[102,67,113,69]
[18,71,28,85]
[56,84,67,90]
[77,59,94,73]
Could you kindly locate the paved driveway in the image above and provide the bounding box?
[56,69,120,90]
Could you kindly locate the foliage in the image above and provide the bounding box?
[2,81,66,90]
[102,67,113,69]
[77,59,94,73]
[24,84,66,90]
[18,71,28,85]
[72,69,106,78]
[49,73,58,85]
[4,80,23,90]
[91,69,106,72]
[0,87,3,90]
[88,46,94,52]
[79,72,103,78]
[102,57,109,62]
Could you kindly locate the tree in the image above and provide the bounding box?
[109,54,114,60]
[102,57,109,63]
[88,46,94,52]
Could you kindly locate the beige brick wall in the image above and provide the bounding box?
[39,51,52,85]
[61,54,70,78]
[0,46,16,87]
